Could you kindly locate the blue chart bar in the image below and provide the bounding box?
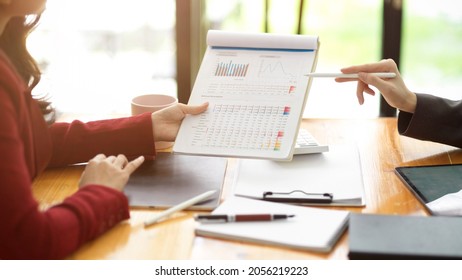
[215,61,249,77]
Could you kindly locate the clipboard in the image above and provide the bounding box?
[262,190,333,203]
[233,145,365,206]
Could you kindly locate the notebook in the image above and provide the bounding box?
[195,197,349,252]
[395,164,462,215]
[233,144,365,206]
[124,153,227,210]
[348,213,462,259]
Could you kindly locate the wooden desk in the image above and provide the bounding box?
[32,118,462,259]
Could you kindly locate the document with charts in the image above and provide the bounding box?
[173,30,319,160]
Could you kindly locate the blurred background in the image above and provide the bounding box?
[28,0,462,119]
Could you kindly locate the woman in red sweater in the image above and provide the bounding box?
[0,1,207,259]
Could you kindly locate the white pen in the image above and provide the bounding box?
[144,190,217,227]
[305,72,396,79]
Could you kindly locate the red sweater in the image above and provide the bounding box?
[0,50,156,259]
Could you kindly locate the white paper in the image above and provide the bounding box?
[195,197,349,252]
[427,189,462,216]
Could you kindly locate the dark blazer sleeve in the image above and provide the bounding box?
[397,93,462,148]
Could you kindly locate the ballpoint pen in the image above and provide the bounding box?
[194,214,295,223]
[144,190,216,227]
[305,72,396,79]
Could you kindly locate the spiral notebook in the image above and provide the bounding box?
[173,30,320,161]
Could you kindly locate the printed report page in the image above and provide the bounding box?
[173,31,318,160]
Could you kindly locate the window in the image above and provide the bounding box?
[29,0,176,117]
[29,1,461,119]
[402,0,462,101]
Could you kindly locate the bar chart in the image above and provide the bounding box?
[214,61,249,77]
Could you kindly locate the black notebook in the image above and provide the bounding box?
[395,164,462,215]
[124,153,227,210]
[348,213,462,260]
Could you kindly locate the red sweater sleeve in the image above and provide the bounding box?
[48,113,155,167]
[2,182,130,260]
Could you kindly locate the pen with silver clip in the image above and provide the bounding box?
[194,214,295,223]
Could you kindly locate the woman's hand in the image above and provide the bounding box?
[336,59,417,113]
[151,102,209,142]
[79,154,145,191]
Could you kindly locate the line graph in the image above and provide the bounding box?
[258,59,296,79]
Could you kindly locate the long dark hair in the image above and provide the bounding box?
[0,15,54,119]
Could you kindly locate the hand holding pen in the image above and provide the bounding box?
[332,59,417,113]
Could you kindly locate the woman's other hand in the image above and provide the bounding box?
[79,154,145,191]
[151,102,209,142]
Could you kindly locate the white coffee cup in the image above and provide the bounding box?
[131,94,178,150]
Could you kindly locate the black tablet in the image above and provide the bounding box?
[395,164,462,215]
[124,153,226,210]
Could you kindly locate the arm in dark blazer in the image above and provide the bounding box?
[398,93,462,148]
